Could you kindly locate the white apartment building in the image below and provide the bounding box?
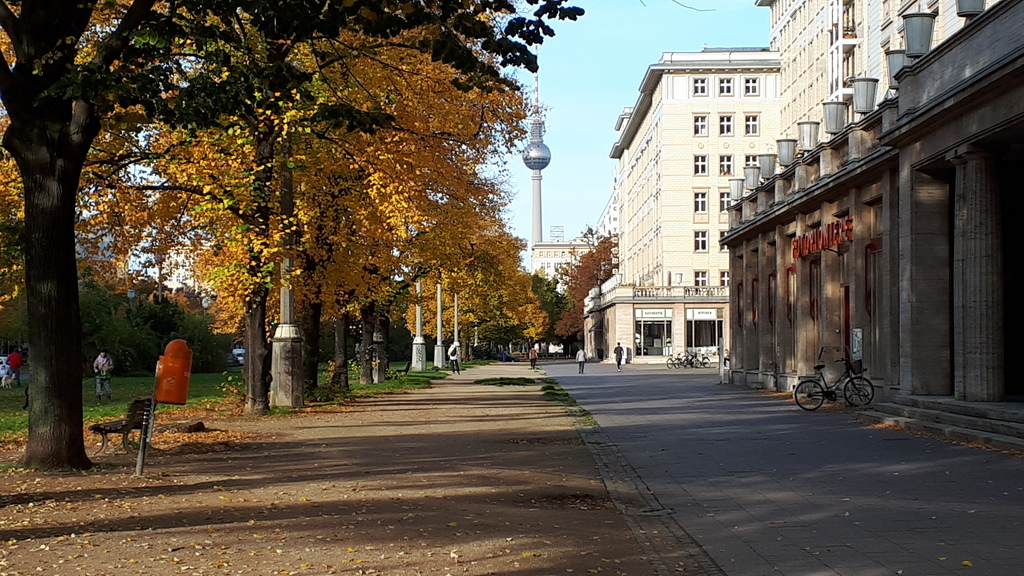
[585,48,781,363]
[763,0,984,135]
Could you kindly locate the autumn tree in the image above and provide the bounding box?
[555,236,615,342]
[0,0,583,466]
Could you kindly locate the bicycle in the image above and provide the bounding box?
[793,347,874,411]
[666,352,710,369]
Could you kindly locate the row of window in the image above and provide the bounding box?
[694,114,759,136]
[694,154,760,176]
[683,270,730,287]
[693,230,729,252]
[693,191,735,213]
[694,77,760,97]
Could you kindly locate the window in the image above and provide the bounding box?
[719,77,733,96]
[694,192,708,213]
[745,115,760,136]
[693,78,707,96]
[744,77,760,96]
[695,271,709,287]
[719,155,733,176]
[694,115,708,136]
[720,230,729,251]
[745,154,759,166]
[720,270,731,287]
[720,191,731,212]
[719,115,733,136]
[694,155,708,175]
[695,231,708,252]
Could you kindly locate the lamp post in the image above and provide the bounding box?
[433,282,446,369]
[412,280,427,371]
[271,135,303,408]
[453,292,461,364]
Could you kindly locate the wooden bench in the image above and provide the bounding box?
[89,397,152,455]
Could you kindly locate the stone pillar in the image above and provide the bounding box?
[951,150,1004,401]
[898,168,952,396]
[412,280,427,371]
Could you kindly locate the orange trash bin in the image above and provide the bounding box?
[154,339,192,405]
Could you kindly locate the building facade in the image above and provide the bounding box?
[586,49,781,363]
[725,0,1019,404]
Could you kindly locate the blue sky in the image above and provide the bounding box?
[502,0,770,262]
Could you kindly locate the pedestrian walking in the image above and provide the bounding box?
[447,341,461,375]
[7,348,23,387]
[613,342,624,371]
[93,349,114,401]
[576,348,587,374]
[528,346,539,369]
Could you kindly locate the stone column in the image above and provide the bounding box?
[898,168,952,396]
[951,150,1004,401]
[411,280,427,371]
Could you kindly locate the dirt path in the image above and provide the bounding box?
[0,364,660,576]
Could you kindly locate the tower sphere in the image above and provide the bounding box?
[523,142,552,170]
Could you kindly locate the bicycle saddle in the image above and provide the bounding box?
[814,363,826,370]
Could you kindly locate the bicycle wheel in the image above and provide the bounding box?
[843,376,875,407]
[666,357,676,369]
[700,356,710,368]
[794,379,826,411]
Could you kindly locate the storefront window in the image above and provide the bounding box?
[686,309,723,354]
[635,320,671,356]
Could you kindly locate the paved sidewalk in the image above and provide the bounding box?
[0,362,673,576]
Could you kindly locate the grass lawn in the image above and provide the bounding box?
[0,370,235,444]
[1,361,473,443]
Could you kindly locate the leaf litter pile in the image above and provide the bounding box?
[0,379,657,575]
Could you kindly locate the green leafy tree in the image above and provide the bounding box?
[531,273,571,343]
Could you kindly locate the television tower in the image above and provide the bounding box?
[522,77,551,246]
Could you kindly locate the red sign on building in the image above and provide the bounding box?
[792,216,854,259]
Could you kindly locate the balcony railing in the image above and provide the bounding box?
[585,284,729,313]
[634,286,729,298]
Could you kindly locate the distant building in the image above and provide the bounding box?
[586,48,781,363]
[594,190,620,239]
[530,237,591,277]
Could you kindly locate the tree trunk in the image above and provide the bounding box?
[330,313,350,392]
[302,300,323,389]
[243,290,271,415]
[5,113,97,470]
